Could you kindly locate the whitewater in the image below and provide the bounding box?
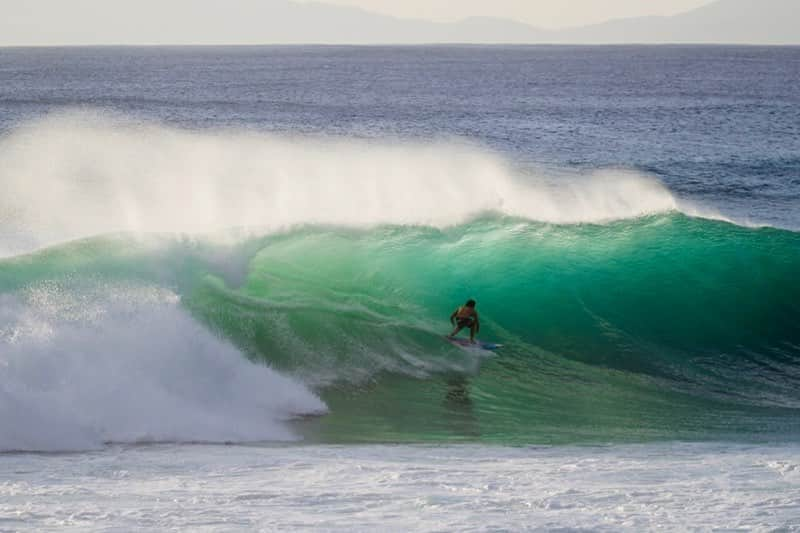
[1,45,799,530]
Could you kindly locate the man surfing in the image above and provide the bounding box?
[448,299,480,343]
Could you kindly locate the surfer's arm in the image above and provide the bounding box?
[450,309,457,325]
[474,313,480,332]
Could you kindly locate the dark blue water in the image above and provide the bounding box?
[1,45,799,226]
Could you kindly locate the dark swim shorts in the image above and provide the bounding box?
[456,317,475,328]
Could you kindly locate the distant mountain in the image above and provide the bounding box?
[2,0,541,45]
[554,0,799,45]
[0,0,797,46]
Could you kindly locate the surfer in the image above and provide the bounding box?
[448,299,480,343]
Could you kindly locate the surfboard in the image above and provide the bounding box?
[446,336,503,351]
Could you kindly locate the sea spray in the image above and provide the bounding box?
[0,283,326,452]
[0,111,683,255]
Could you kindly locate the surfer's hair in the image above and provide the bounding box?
[465,299,476,307]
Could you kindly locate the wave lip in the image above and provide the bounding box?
[0,285,327,453]
[0,111,690,256]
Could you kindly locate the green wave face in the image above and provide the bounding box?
[4,214,800,444]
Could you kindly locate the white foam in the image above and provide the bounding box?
[0,111,681,255]
[2,443,799,530]
[0,283,327,452]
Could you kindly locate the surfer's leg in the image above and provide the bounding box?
[449,325,463,338]
[469,323,477,342]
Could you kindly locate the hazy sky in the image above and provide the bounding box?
[298,0,712,28]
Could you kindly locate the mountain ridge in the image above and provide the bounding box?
[1,0,797,46]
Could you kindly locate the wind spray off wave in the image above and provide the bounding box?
[0,111,688,255]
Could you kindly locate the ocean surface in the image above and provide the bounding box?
[1,45,799,530]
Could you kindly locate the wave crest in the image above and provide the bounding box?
[0,111,682,255]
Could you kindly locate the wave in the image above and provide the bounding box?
[2,214,799,448]
[1,112,799,449]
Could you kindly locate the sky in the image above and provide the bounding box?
[297,0,712,28]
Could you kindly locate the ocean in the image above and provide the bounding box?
[1,45,799,530]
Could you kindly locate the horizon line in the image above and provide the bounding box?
[2,42,799,48]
